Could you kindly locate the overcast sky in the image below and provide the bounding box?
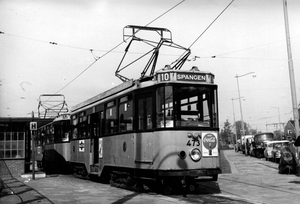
[0,0,299,132]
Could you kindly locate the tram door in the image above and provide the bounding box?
[90,112,100,165]
[135,92,154,165]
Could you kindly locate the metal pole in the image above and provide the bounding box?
[236,75,245,155]
[283,0,300,175]
[32,111,35,180]
[232,97,244,151]
[232,98,238,151]
[270,106,282,133]
[235,72,255,155]
[278,108,281,132]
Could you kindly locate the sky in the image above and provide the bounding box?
[0,0,299,133]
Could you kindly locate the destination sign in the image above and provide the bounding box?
[157,71,213,83]
[177,73,206,81]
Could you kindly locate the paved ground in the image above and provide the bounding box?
[218,150,300,204]
[1,150,300,204]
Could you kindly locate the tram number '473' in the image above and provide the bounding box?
[186,138,200,146]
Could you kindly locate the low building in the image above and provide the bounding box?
[0,117,51,178]
[284,119,300,141]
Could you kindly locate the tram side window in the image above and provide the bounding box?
[54,120,70,142]
[72,114,78,139]
[45,127,50,144]
[100,111,104,136]
[79,112,88,138]
[137,94,153,130]
[62,120,70,142]
[213,89,218,127]
[202,93,210,123]
[156,86,174,128]
[44,125,53,144]
[54,123,61,143]
[36,130,42,146]
[90,112,100,138]
[105,101,117,134]
[119,95,133,132]
[49,125,55,144]
[40,129,46,146]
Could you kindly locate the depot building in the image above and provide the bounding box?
[0,117,51,177]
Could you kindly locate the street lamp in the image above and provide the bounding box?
[270,106,281,132]
[232,97,245,149]
[235,72,256,155]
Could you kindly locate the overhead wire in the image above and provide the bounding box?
[1,0,186,117]
[175,0,234,65]
[54,0,185,94]
[209,35,300,59]
[188,0,235,49]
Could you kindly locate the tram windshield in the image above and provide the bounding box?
[156,85,218,128]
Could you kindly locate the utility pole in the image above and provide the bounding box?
[232,97,244,151]
[30,111,36,180]
[283,0,300,175]
[235,72,255,155]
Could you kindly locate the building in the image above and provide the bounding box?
[284,119,300,140]
[0,117,51,177]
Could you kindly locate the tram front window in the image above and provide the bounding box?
[174,86,216,127]
[156,86,173,128]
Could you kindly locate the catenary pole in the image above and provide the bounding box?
[283,0,300,175]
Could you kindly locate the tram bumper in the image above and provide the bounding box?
[158,168,222,177]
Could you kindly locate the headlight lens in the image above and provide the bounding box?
[190,148,201,162]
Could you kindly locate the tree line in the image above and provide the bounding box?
[220,119,283,147]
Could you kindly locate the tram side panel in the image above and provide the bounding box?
[55,143,71,173]
[43,143,71,174]
[98,130,220,181]
[70,139,92,176]
[135,130,221,179]
[102,134,135,168]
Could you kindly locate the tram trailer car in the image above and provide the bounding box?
[70,68,221,193]
[36,114,72,174]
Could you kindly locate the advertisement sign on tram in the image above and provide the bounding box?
[202,132,218,157]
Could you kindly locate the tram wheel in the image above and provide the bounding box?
[163,186,172,195]
[189,184,196,192]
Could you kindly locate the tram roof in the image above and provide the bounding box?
[71,68,215,113]
[71,79,135,112]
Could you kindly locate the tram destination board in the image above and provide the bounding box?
[157,71,214,84]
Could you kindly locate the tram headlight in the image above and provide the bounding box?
[189,148,201,162]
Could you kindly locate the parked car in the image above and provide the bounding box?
[263,141,274,161]
[271,140,290,163]
[245,136,254,155]
[241,135,253,154]
[236,139,241,152]
[263,140,290,162]
[264,141,278,161]
[252,132,274,158]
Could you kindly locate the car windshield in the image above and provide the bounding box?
[255,133,274,143]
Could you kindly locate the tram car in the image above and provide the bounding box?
[70,25,221,193]
[36,114,71,174]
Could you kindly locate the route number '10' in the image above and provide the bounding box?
[160,73,170,81]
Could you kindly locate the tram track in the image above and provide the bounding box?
[218,177,299,196]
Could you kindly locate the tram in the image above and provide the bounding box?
[70,25,221,193]
[36,114,71,174]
